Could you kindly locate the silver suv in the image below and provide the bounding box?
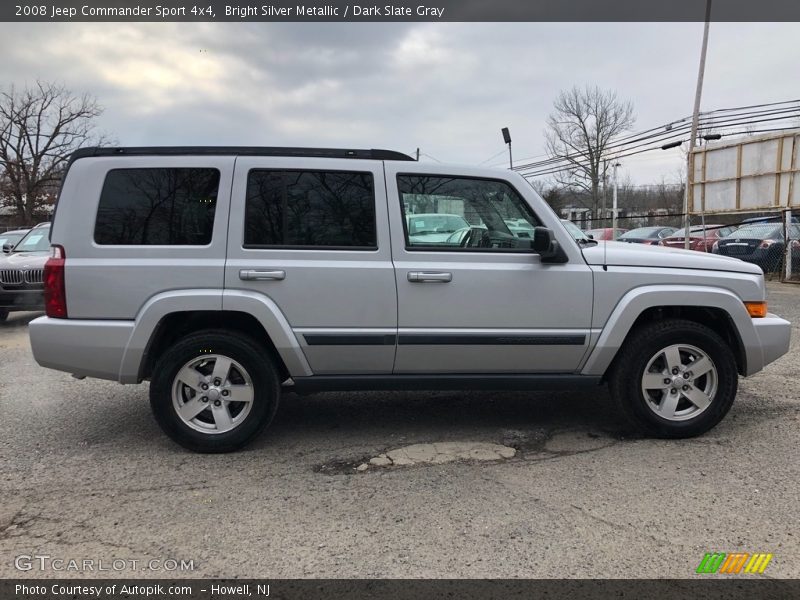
[29,147,791,452]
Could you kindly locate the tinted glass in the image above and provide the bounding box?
[397,175,540,250]
[245,170,376,248]
[95,168,220,245]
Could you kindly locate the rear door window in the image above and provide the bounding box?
[244,170,377,249]
[94,168,220,245]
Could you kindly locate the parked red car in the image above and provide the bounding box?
[659,224,738,252]
[585,228,628,241]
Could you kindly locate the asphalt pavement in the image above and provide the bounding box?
[1,282,798,579]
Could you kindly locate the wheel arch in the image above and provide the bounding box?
[119,289,312,383]
[138,311,291,383]
[604,306,747,379]
[581,285,758,378]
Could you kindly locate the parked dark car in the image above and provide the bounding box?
[0,224,49,321]
[713,222,800,273]
[659,224,737,253]
[618,226,677,245]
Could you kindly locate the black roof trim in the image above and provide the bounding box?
[69,146,415,162]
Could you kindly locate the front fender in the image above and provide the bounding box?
[580,285,762,377]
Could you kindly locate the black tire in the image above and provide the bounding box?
[608,319,738,438]
[0,308,8,322]
[150,330,280,453]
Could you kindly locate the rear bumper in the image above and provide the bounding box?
[29,316,135,381]
[749,314,792,374]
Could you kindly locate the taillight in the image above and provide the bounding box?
[758,239,776,249]
[44,244,67,318]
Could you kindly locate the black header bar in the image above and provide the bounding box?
[3,0,800,22]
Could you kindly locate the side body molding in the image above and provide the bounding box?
[118,289,311,383]
[580,285,760,377]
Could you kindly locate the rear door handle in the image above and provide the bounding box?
[239,269,286,281]
[407,271,452,283]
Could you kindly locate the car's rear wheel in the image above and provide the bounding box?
[609,319,738,438]
[150,330,280,453]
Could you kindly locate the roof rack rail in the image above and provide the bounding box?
[70,146,415,162]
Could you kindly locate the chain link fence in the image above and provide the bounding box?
[566,210,799,282]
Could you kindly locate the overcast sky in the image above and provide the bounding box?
[1,22,798,183]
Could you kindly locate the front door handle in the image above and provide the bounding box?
[407,271,452,283]
[239,269,286,281]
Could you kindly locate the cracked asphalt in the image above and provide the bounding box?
[1,282,799,579]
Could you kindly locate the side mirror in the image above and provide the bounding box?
[2,244,12,254]
[532,227,553,253]
[586,233,594,239]
[532,227,567,263]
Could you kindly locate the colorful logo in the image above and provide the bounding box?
[696,552,773,574]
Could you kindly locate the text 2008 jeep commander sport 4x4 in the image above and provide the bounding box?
[30,147,791,452]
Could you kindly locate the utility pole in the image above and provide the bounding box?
[602,160,608,228]
[612,162,620,240]
[416,147,420,161]
[683,0,712,249]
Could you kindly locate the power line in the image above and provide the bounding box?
[419,152,442,163]
[520,123,800,179]
[477,148,509,165]
[513,103,800,173]
[516,104,800,178]
[514,102,800,171]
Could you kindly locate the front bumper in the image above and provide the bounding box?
[0,289,44,310]
[750,314,792,374]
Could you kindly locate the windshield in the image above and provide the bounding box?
[407,214,469,235]
[724,224,781,239]
[12,227,51,252]
[505,218,535,230]
[0,232,25,248]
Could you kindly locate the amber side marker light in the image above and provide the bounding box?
[744,301,767,318]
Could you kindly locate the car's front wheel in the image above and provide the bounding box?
[0,308,8,322]
[609,319,738,438]
[150,330,280,453]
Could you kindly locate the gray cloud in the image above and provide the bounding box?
[1,22,798,182]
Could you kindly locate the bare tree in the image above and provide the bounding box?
[544,85,635,217]
[0,81,107,224]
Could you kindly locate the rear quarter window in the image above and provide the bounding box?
[94,168,220,245]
